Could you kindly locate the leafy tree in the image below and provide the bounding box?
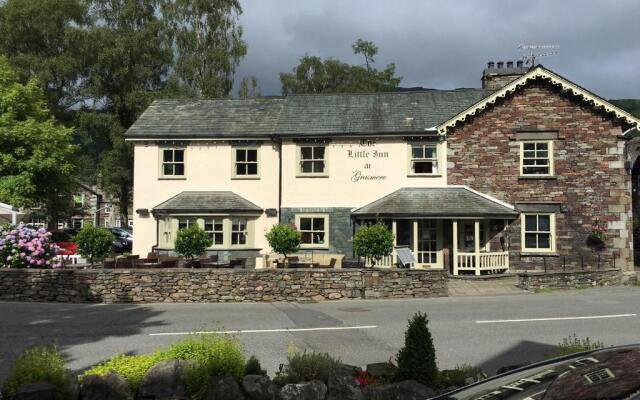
[0,56,77,227]
[164,0,247,98]
[265,224,301,266]
[99,134,134,225]
[238,75,260,99]
[353,222,394,267]
[74,224,114,266]
[174,224,213,267]
[395,312,438,386]
[280,39,401,95]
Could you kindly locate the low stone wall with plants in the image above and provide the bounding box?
[0,268,448,303]
[517,268,622,291]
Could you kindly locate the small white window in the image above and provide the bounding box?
[521,213,555,252]
[72,218,83,230]
[204,218,224,245]
[73,194,84,208]
[298,145,326,175]
[234,148,259,178]
[231,218,248,245]
[521,141,553,176]
[161,148,185,177]
[296,214,329,248]
[178,217,196,231]
[409,144,438,175]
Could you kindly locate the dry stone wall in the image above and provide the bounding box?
[0,268,447,303]
[517,268,622,291]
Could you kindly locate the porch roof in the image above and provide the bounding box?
[352,186,518,218]
[152,191,263,215]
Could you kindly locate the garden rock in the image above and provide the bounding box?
[138,359,195,400]
[277,380,326,400]
[206,374,245,400]
[365,362,396,381]
[80,373,133,400]
[363,380,435,400]
[241,375,278,400]
[13,382,57,400]
[326,369,364,400]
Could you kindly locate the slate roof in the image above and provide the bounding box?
[352,187,518,217]
[152,191,263,214]
[125,89,490,139]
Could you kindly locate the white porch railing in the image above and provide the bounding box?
[364,254,395,268]
[456,251,509,274]
[54,255,88,266]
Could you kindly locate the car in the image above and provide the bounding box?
[108,227,132,253]
[50,230,78,255]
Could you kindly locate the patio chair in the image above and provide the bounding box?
[161,259,178,268]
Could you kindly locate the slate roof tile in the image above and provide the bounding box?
[153,191,263,214]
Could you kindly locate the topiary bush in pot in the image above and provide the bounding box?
[265,223,301,266]
[353,221,394,267]
[174,224,213,267]
[74,224,114,266]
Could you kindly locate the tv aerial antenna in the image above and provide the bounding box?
[518,44,560,66]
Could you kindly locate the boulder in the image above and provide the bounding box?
[80,373,133,400]
[363,380,435,400]
[241,375,278,400]
[326,369,363,400]
[365,362,396,381]
[206,375,245,400]
[12,382,57,400]
[277,380,326,400]
[137,359,195,400]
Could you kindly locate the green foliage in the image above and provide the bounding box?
[395,312,438,386]
[280,39,401,95]
[546,334,605,359]
[611,99,640,118]
[353,222,394,267]
[2,345,72,400]
[238,76,260,99]
[174,224,213,265]
[438,364,484,388]
[274,350,341,385]
[265,224,301,264]
[74,224,114,265]
[244,355,267,376]
[83,353,164,390]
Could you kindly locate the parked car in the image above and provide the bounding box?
[108,227,132,253]
[51,230,78,255]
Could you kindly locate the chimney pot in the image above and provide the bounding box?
[487,61,495,69]
[506,61,514,68]
[516,60,524,68]
[497,61,504,69]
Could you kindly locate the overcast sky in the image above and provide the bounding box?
[234,0,640,99]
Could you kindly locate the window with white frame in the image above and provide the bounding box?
[234,147,259,177]
[521,141,553,176]
[204,218,224,245]
[297,215,328,247]
[231,218,248,245]
[161,148,185,177]
[522,213,555,252]
[178,217,196,230]
[72,218,83,230]
[73,194,84,208]
[409,144,438,175]
[298,145,326,175]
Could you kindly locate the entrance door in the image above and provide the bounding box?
[418,220,442,267]
[396,220,413,248]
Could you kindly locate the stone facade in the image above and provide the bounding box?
[280,207,354,256]
[517,268,622,291]
[447,80,633,271]
[0,268,447,303]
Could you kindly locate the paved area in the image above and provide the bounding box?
[0,287,638,381]
[448,275,528,296]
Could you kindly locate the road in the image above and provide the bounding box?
[1,287,639,380]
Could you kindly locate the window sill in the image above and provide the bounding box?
[518,175,557,180]
[296,174,329,178]
[231,176,260,180]
[407,174,442,178]
[300,245,330,250]
[158,176,186,180]
[520,252,559,257]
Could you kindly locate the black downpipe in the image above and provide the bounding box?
[275,137,283,223]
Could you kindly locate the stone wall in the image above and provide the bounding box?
[280,207,354,256]
[447,80,633,271]
[517,268,622,291]
[0,268,447,303]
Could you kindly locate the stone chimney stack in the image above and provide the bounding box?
[482,60,529,90]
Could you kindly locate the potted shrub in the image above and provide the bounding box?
[265,224,301,267]
[174,225,212,267]
[75,225,114,267]
[353,222,394,267]
[586,221,607,252]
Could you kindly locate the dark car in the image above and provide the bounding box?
[108,227,132,253]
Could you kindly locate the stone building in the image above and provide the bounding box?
[125,63,640,272]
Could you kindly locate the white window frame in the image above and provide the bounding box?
[521,213,556,253]
[231,218,248,246]
[177,217,197,231]
[72,218,84,230]
[296,214,329,249]
[160,148,186,178]
[297,145,328,177]
[73,194,84,208]
[520,140,554,176]
[232,147,260,179]
[408,143,438,176]
[204,218,225,246]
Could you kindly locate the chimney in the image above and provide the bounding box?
[482,60,529,90]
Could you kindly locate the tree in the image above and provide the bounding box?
[265,224,301,266]
[353,222,394,267]
[238,76,260,99]
[164,0,247,98]
[395,312,438,386]
[174,224,212,267]
[280,39,401,95]
[0,56,78,227]
[74,224,114,266]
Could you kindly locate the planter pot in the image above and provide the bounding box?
[586,235,605,252]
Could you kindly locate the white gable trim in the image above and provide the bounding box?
[448,185,515,210]
[437,66,640,135]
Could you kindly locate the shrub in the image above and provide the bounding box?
[2,345,72,399]
[0,224,59,268]
[174,225,212,266]
[353,222,394,267]
[245,355,267,376]
[265,224,301,265]
[395,312,438,386]
[546,334,604,359]
[274,350,341,385]
[74,225,113,266]
[82,353,165,389]
[438,364,484,388]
